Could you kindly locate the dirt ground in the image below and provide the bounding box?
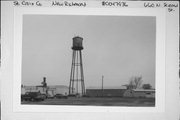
[21,97,155,106]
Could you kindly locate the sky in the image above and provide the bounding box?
[22,15,156,89]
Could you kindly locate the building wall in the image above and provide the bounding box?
[21,85,69,95]
[21,86,44,94]
[133,91,155,98]
[123,89,155,98]
[86,89,126,97]
[133,91,146,98]
[86,89,102,97]
[145,92,155,98]
[54,87,68,95]
[23,86,47,94]
[47,90,55,97]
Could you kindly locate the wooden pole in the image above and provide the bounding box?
[102,75,104,97]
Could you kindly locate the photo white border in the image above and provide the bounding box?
[13,7,166,113]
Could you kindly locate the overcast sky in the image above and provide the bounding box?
[22,15,156,88]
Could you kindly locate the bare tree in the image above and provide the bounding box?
[134,76,142,89]
[128,76,143,89]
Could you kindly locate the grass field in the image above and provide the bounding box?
[21,97,155,106]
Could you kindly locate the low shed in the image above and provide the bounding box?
[86,87,126,97]
[123,89,155,98]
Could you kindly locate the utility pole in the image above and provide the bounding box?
[102,75,104,97]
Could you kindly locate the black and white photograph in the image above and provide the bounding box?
[21,15,156,106]
[1,1,179,120]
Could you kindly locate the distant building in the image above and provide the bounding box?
[48,85,69,95]
[21,86,47,94]
[21,85,70,97]
[86,86,127,97]
[123,89,155,98]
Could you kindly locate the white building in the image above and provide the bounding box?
[21,85,69,97]
[123,89,155,98]
[48,85,69,95]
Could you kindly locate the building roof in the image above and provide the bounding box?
[132,89,155,92]
[86,86,127,90]
[23,85,69,89]
[48,85,69,89]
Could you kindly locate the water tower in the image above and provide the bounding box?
[69,36,85,95]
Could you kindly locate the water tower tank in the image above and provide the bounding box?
[72,36,83,50]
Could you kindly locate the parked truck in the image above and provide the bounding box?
[21,92,45,101]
